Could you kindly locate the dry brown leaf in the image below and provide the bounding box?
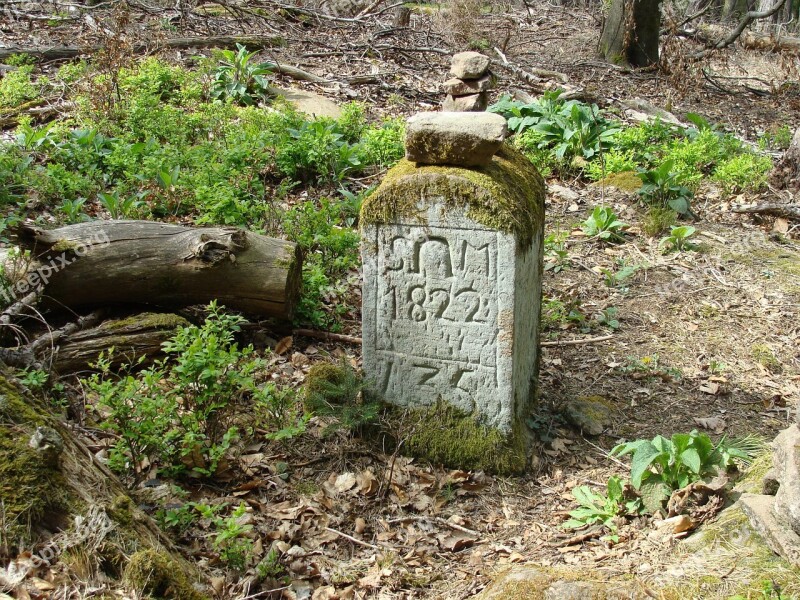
[275,335,293,355]
[357,470,379,495]
[291,351,310,367]
[358,567,385,589]
[312,586,337,600]
[699,382,720,395]
[354,518,366,534]
[437,532,476,552]
[333,472,357,494]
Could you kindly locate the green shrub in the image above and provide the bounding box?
[357,118,405,167]
[0,66,40,109]
[85,303,301,480]
[303,360,379,435]
[275,119,362,183]
[642,205,677,237]
[712,153,772,194]
[584,149,637,181]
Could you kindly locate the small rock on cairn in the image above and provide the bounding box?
[443,51,496,112]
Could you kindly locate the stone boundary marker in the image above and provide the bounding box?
[360,111,545,474]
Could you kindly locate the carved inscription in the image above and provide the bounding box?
[374,226,499,409]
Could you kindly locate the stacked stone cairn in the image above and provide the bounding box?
[443,51,496,112]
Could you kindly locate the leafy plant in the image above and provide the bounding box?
[584,149,637,181]
[611,430,752,513]
[85,303,303,480]
[581,206,628,242]
[595,306,620,329]
[563,476,640,532]
[490,91,620,167]
[58,198,88,223]
[98,190,144,219]
[601,261,640,288]
[659,225,699,253]
[637,160,694,216]
[211,44,272,106]
[544,231,569,273]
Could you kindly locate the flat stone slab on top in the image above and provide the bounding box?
[405,112,508,167]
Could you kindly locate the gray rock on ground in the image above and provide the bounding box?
[772,424,800,535]
[562,396,614,436]
[404,112,508,167]
[450,51,491,79]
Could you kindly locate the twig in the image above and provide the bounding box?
[550,526,604,547]
[324,526,379,550]
[293,329,362,344]
[387,516,480,537]
[541,334,613,347]
[0,290,41,327]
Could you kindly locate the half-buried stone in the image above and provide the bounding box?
[361,113,545,475]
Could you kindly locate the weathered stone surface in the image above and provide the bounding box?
[562,396,614,436]
[477,566,645,599]
[443,73,495,96]
[272,87,341,119]
[405,112,507,167]
[442,92,489,113]
[360,145,545,473]
[450,51,490,79]
[740,493,800,568]
[772,424,800,535]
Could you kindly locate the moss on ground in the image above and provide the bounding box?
[403,400,527,475]
[596,170,643,192]
[361,144,545,250]
[0,425,68,542]
[123,549,207,600]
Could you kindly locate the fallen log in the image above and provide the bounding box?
[742,31,800,52]
[12,221,301,320]
[51,312,189,374]
[0,35,284,62]
[731,203,800,220]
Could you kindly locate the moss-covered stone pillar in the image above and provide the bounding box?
[360,114,545,474]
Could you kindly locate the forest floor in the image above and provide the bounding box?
[2,2,800,599]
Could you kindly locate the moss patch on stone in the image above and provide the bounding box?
[123,549,207,600]
[361,144,545,250]
[403,401,527,475]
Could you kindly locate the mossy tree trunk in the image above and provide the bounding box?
[0,369,204,598]
[599,0,662,68]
